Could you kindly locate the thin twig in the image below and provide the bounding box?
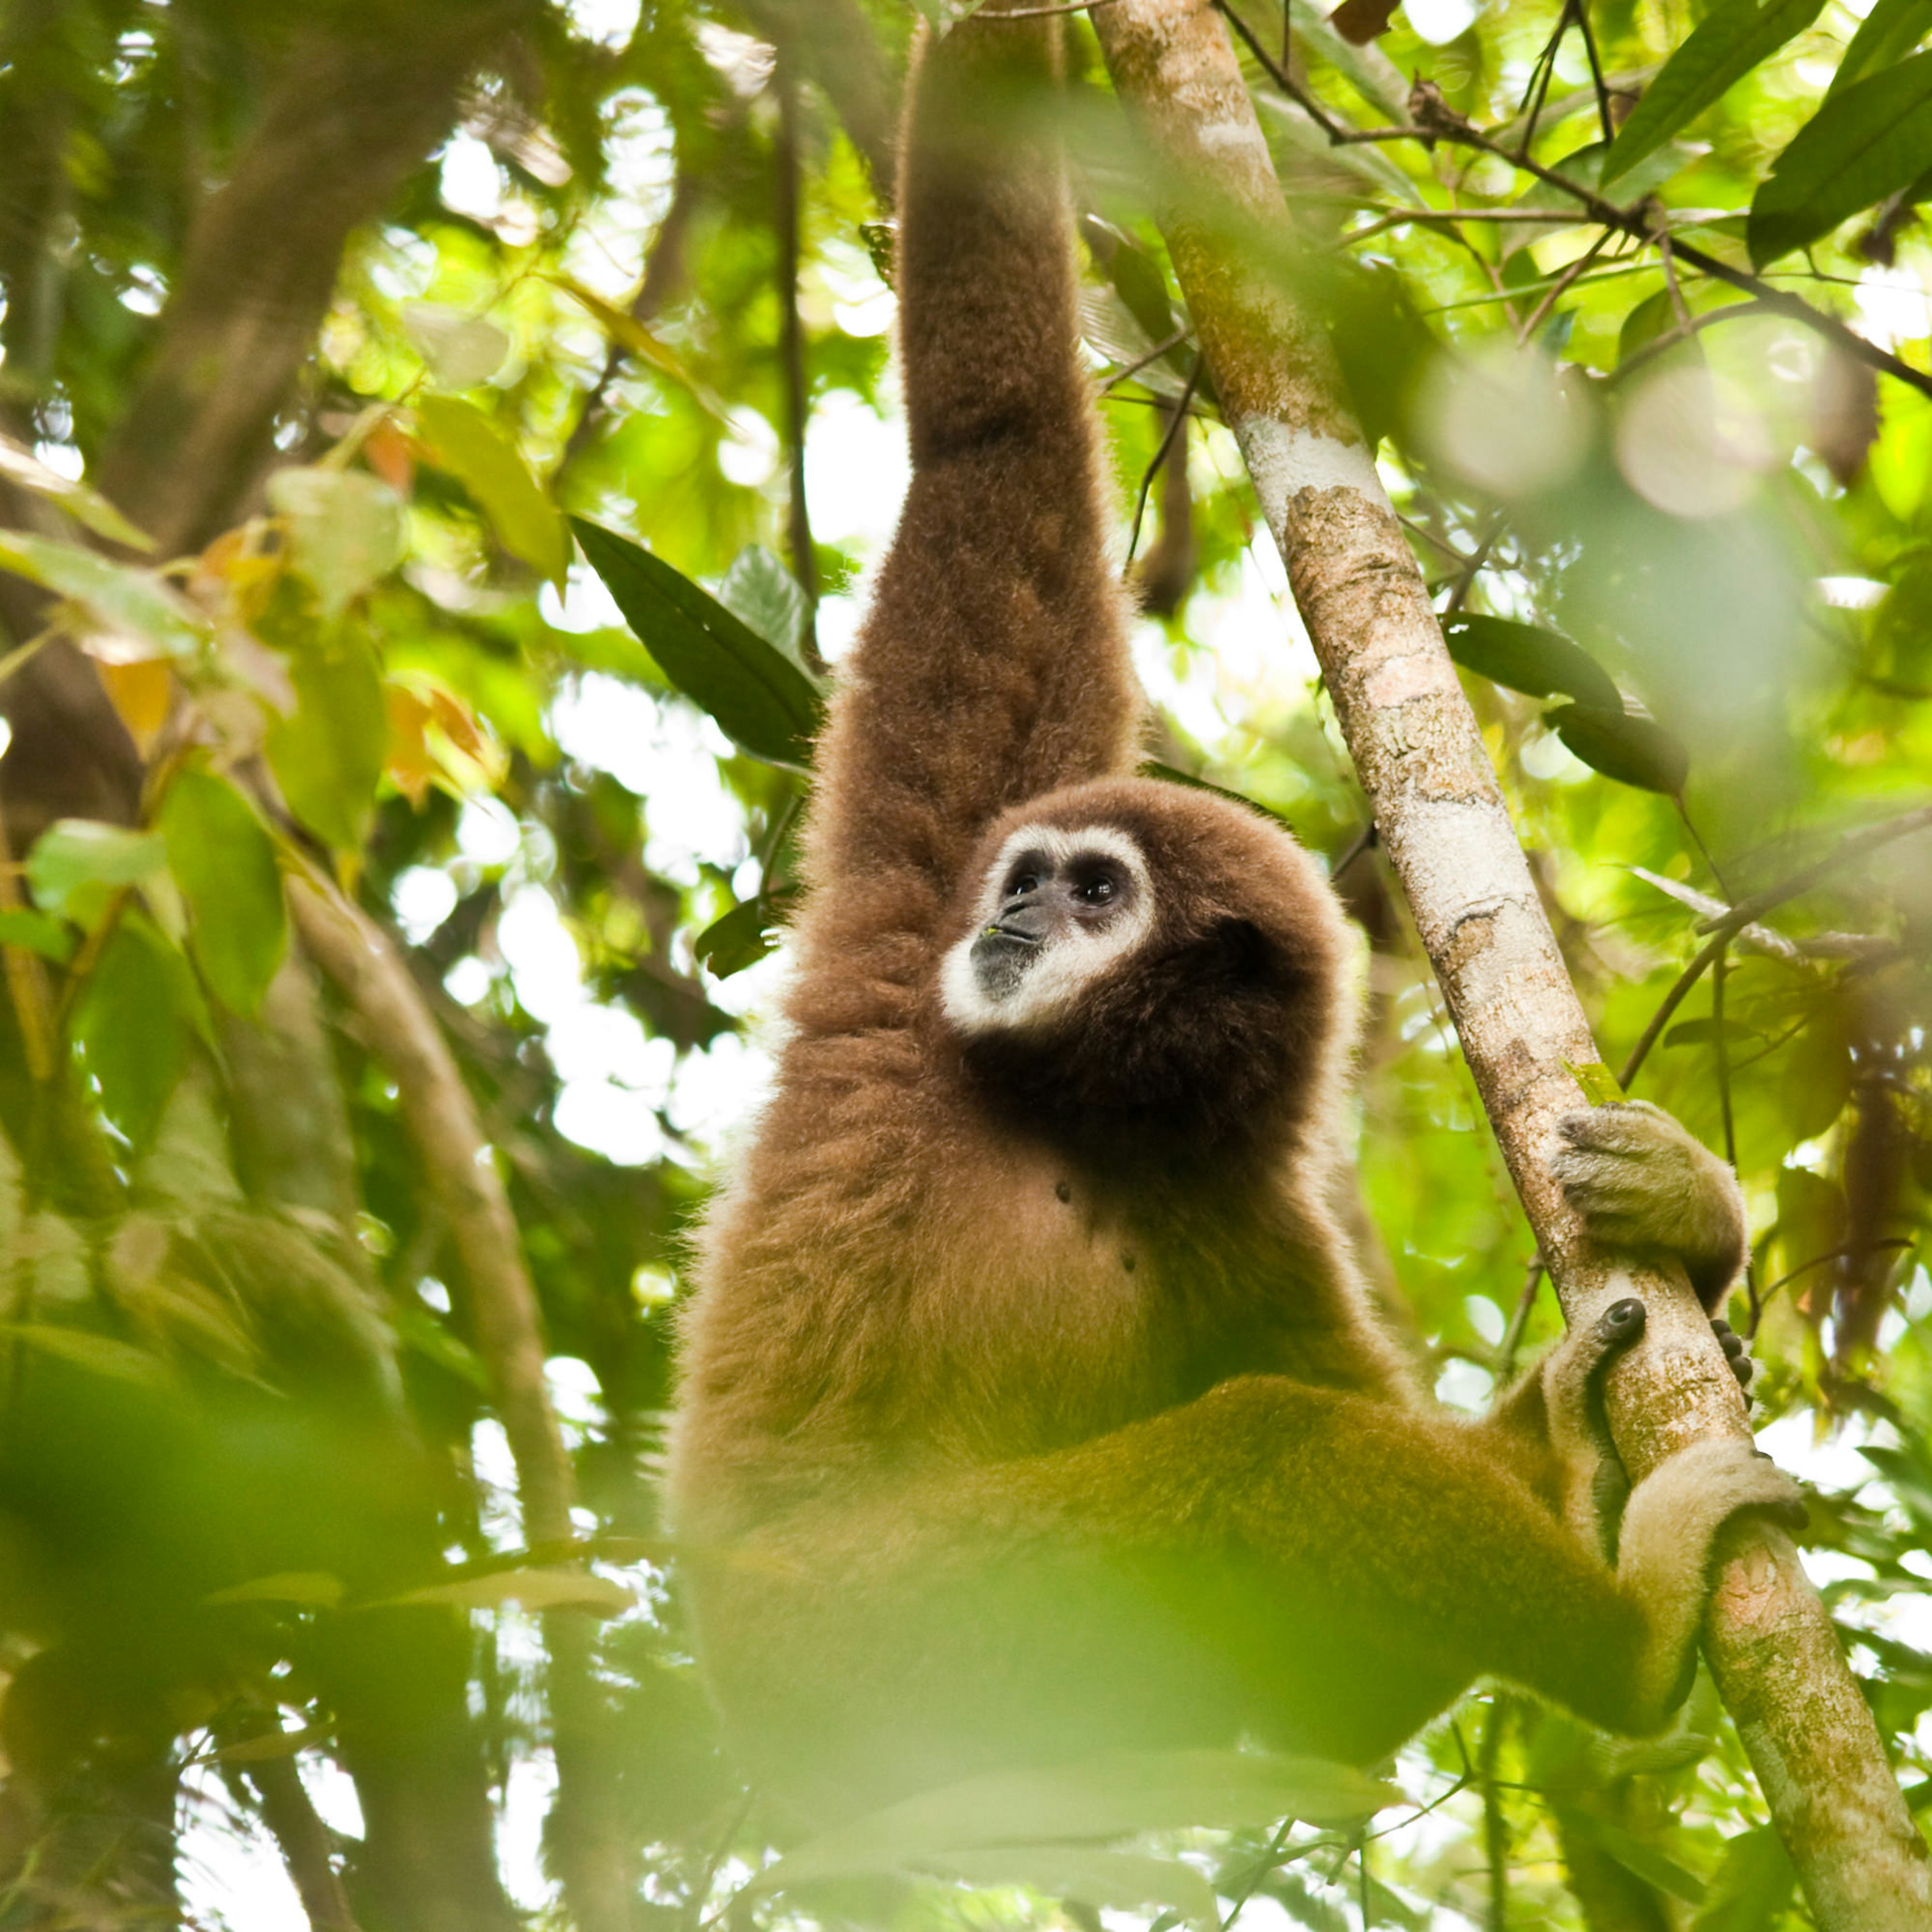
[1574,0,1615,144]
[1619,803,1932,1089]
[774,51,822,670]
[1758,1239,1915,1311]
[1517,224,1615,342]
[981,0,1120,15]
[1495,1253,1545,1383]
[1128,351,1203,560]
[1227,24,1932,404]
[1099,322,1191,392]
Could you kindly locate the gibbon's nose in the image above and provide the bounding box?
[989,896,1053,943]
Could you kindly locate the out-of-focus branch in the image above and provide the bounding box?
[288,875,634,1932]
[1091,4,1931,1926]
[289,876,572,1539]
[775,49,822,667]
[734,0,899,201]
[97,2,533,557]
[559,162,705,477]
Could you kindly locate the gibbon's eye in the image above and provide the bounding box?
[1008,871,1040,898]
[1073,871,1117,906]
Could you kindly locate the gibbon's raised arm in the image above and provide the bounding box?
[802,6,1142,931]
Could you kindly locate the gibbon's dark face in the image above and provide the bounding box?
[938,779,1353,1161]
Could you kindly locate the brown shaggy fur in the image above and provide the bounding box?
[667,4,1792,1827]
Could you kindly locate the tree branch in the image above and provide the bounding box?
[1090,4,1932,1925]
[97,2,534,556]
[287,875,635,1932]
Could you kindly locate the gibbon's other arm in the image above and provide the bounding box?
[801,6,1143,941]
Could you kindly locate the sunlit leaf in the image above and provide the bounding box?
[205,1572,346,1609]
[158,767,288,1017]
[717,545,809,662]
[26,819,166,926]
[0,529,206,657]
[1748,50,1932,264]
[402,302,510,388]
[753,1749,1394,1898]
[1547,702,1689,795]
[1601,0,1827,186]
[384,672,508,807]
[267,465,406,617]
[0,434,152,549]
[376,1567,635,1614]
[98,658,175,755]
[547,276,730,420]
[0,907,71,964]
[266,629,387,853]
[572,518,823,767]
[1828,0,1932,96]
[1441,615,1623,712]
[1,1322,170,1388]
[416,395,571,585]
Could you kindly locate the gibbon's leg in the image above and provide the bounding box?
[694,1377,1803,1816]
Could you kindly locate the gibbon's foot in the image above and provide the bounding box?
[1552,1100,1747,1310]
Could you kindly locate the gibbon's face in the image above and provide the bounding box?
[939,823,1156,1038]
[936,779,1352,1158]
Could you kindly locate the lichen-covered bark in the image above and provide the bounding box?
[1093,3,1932,1924]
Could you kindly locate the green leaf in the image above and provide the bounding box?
[205,1571,346,1609]
[717,545,810,662]
[0,530,206,658]
[1748,50,1932,265]
[1551,1805,1708,1905]
[752,1749,1394,1899]
[1663,1017,1762,1049]
[1547,702,1689,795]
[417,395,570,586]
[1601,0,1827,186]
[694,896,786,979]
[265,629,387,853]
[1441,615,1623,712]
[69,912,197,1146]
[158,768,288,1017]
[1828,0,1932,96]
[401,302,510,388]
[0,434,153,549]
[1691,1825,1796,1932]
[1,1322,170,1388]
[26,819,166,926]
[572,518,824,767]
[267,466,407,617]
[0,909,76,962]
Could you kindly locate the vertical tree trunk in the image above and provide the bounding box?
[1091,4,1932,1925]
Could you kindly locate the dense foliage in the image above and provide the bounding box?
[0,0,1927,1927]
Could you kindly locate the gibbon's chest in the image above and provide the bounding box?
[901,1139,1205,1454]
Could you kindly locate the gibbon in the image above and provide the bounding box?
[667,2,1798,1825]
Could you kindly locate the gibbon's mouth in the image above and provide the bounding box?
[970,924,1043,1002]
